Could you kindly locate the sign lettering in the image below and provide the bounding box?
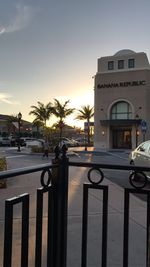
[97,80,146,89]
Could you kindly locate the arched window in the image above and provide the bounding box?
[110,101,132,119]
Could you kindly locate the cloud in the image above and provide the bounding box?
[0,4,33,35]
[0,93,20,105]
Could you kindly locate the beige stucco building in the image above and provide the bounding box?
[94,49,150,150]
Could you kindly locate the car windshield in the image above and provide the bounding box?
[137,142,150,152]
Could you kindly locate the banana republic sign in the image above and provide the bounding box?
[97,80,146,89]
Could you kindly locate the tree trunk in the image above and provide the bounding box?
[60,127,63,139]
[87,119,90,146]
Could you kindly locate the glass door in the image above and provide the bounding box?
[112,129,131,149]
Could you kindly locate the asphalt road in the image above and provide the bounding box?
[1,146,149,193]
[3,146,132,188]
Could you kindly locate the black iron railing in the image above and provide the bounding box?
[0,145,150,266]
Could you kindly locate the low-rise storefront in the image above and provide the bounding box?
[94,49,150,150]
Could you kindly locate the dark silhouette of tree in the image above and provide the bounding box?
[76,105,94,145]
[32,120,44,138]
[52,99,74,138]
[29,101,53,127]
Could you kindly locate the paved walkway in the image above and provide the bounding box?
[67,168,148,267]
[0,146,148,266]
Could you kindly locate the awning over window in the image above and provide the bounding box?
[100,119,141,126]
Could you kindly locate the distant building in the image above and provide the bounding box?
[94,49,150,150]
[0,114,33,136]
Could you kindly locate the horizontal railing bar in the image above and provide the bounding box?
[0,163,58,180]
[69,161,150,171]
[0,160,150,181]
[5,193,28,204]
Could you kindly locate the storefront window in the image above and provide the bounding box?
[118,60,124,69]
[111,101,132,119]
[108,61,114,70]
[128,58,135,68]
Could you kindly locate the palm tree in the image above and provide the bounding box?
[75,105,94,145]
[29,101,53,128]
[32,119,44,138]
[52,99,75,138]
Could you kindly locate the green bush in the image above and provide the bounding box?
[31,146,43,153]
[0,157,7,188]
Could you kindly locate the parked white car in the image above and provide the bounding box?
[0,137,11,146]
[70,139,79,146]
[74,137,87,146]
[59,137,78,148]
[25,139,44,148]
[129,140,150,180]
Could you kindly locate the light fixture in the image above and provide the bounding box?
[135,114,139,119]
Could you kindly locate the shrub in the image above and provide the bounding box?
[31,146,43,153]
[0,157,7,188]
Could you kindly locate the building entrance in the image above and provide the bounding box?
[112,128,132,149]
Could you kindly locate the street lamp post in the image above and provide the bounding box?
[17,112,22,152]
[135,114,140,147]
[141,120,147,142]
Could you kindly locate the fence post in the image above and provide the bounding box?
[51,145,69,267]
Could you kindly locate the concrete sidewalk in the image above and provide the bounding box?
[3,146,147,266]
[67,174,147,267]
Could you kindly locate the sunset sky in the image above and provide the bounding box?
[0,0,150,128]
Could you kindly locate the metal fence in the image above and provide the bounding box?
[0,145,150,267]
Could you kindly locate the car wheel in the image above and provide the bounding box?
[129,160,141,181]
